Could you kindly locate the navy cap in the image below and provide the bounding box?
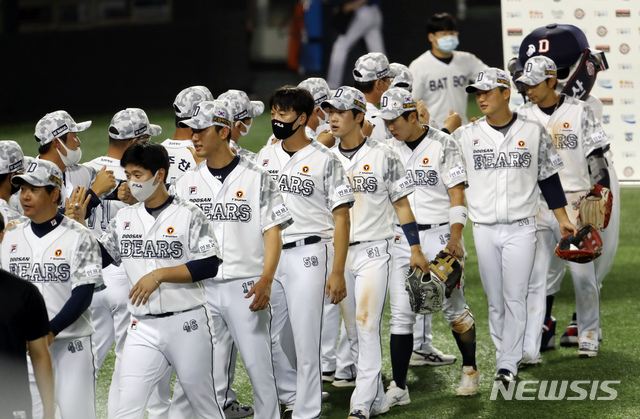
[517,24,590,72]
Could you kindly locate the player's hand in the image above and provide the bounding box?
[469,116,481,123]
[409,246,430,273]
[118,182,138,205]
[316,130,336,148]
[362,120,374,137]
[326,271,347,304]
[445,236,465,260]
[443,109,462,133]
[245,277,272,311]
[129,273,160,307]
[91,166,117,196]
[559,219,578,237]
[65,186,90,223]
[417,100,430,125]
[46,332,55,347]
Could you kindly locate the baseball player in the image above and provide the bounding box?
[453,68,576,383]
[322,86,427,418]
[218,89,264,162]
[515,56,606,359]
[0,141,27,225]
[326,0,385,89]
[84,108,163,418]
[0,214,55,419]
[95,142,224,419]
[162,86,214,185]
[2,159,103,419]
[172,99,292,418]
[409,13,486,127]
[256,86,354,419]
[378,88,480,400]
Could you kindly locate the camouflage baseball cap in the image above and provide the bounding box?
[173,86,214,118]
[298,78,331,107]
[12,159,63,189]
[390,63,413,90]
[321,86,367,113]
[353,52,396,82]
[34,110,92,146]
[0,141,24,175]
[466,68,512,93]
[515,56,558,86]
[379,88,418,120]
[178,100,232,129]
[218,90,265,121]
[109,108,162,140]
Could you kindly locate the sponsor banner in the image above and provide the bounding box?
[501,0,640,182]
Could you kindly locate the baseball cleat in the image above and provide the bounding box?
[494,369,515,384]
[322,370,336,383]
[332,377,356,387]
[223,400,254,419]
[519,357,542,369]
[385,380,410,407]
[371,405,390,417]
[578,342,598,358]
[560,314,579,347]
[409,345,457,366]
[348,409,368,419]
[282,408,293,419]
[456,366,480,396]
[322,391,330,402]
[540,316,556,350]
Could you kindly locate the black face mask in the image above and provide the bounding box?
[271,116,301,140]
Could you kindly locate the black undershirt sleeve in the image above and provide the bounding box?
[49,284,95,336]
[185,255,221,282]
[587,147,611,189]
[538,173,567,210]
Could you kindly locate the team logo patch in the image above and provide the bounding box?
[563,122,570,129]
[236,190,244,198]
[423,157,430,165]
[124,222,131,230]
[55,249,62,257]
[363,164,370,171]
[302,166,309,173]
[10,244,17,253]
[189,186,197,195]
[167,227,175,235]
[473,139,479,146]
[394,235,401,244]
[262,159,269,166]
[518,140,525,147]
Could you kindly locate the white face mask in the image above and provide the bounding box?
[237,120,252,137]
[56,137,82,166]
[128,171,160,203]
[317,108,329,125]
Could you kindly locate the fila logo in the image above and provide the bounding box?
[189,187,197,195]
[10,245,17,253]
[124,222,131,230]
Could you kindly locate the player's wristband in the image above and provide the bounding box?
[151,271,161,286]
[449,206,468,227]
[401,222,420,247]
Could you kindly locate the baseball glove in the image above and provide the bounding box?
[555,224,603,264]
[429,250,464,299]
[577,184,613,230]
[405,266,445,315]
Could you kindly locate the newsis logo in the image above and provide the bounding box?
[491,380,621,401]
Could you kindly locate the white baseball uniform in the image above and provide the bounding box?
[173,156,293,418]
[2,215,103,419]
[365,102,392,144]
[0,198,25,226]
[453,113,564,374]
[161,139,198,185]
[409,50,486,126]
[388,127,471,338]
[256,140,354,419]
[331,137,413,415]
[518,96,606,360]
[83,156,136,418]
[230,140,256,162]
[99,196,224,419]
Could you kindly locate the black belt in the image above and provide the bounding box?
[146,305,202,318]
[417,222,449,231]
[282,235,321,250]
[94,284,107,292]
[349,241,362,246]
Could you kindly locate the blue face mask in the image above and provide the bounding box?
[437,35,459,54]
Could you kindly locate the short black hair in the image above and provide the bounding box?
[269,86,314,126]
[0,173,9,187]
[354,80,376,94]
[121,142,170,182]
[37,132,68,155]
[0,212,4,231]
[350,109,365,127]
[44,185,62,205]
[427,13,457,34]
[400,110,418,121]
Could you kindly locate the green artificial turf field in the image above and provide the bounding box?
[1,104,638,419]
